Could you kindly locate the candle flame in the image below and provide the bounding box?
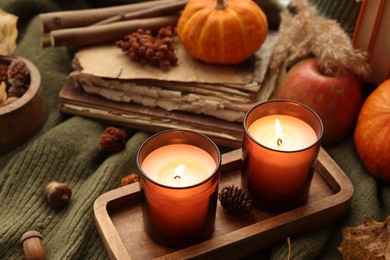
[275,118,283,146]
[174,164,186,179]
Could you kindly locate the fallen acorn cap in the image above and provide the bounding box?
[43,181,72,209]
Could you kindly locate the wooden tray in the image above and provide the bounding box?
[94,148,353,259]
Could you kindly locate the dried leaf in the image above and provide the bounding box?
[338,216,390,259]
[0,81,7,103]
[0,9,18,55]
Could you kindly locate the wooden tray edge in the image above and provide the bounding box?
[93,148,354,259]
[94,185,137,260]
[157,148,354,259]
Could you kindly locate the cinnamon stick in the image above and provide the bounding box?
[39,0,176,33]
[92,0,187,26]
[48,15,179,47]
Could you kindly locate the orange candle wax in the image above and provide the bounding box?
[247,115,318,201]
[141,144,216,238]
[242,100,323,211]
[137,130,221,247]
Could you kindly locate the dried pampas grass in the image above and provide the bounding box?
[262,0,370,99]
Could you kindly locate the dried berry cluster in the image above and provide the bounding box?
[0,59,30,98]
[116,26,177,67]
[100,126,127,154]
[219,185,253,214]
[121,173,139,186]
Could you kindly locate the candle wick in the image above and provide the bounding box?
[174,175,181,180]
[277,138,283,146]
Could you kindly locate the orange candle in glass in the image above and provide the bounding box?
[137,130,221,247]
[242,100,323,211]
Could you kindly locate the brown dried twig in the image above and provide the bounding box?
[267,0,370,80]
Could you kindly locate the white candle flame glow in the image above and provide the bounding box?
[248,115,317,151]
[275,118,283,146]
[174,164,186,180]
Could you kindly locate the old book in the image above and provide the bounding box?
[59,79,243,148]
[59,34,277,146]
[69,34,276,122]
[353,0,390,84]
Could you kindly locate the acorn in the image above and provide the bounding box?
[43,181,72,209]
[21,230,46,260]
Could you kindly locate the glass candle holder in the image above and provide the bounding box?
[242,100,323,211]
[137,129,221,248]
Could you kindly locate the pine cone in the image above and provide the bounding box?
[219,185,253,213]
[100,126,127,154]
[7,59,30,88]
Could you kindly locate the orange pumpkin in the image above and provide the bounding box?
[176,0,268,64]
[354,79,390,183]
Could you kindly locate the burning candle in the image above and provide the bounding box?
[248,115,318,151]
[137,130,221,247]
[242,100,323,211]
[141,144,216,188]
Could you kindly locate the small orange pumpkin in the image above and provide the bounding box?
[176,0,268,64]
[354,79,390,183]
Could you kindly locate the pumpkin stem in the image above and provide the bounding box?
[215,0,226,10]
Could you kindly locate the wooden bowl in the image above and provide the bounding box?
[0,56,45,154]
